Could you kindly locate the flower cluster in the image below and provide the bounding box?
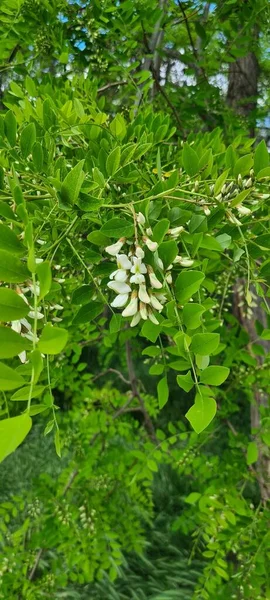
[105,213,194,326]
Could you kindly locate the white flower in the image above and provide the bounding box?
[122,294,138,317]
[140,302,148,320]
[116,254,132,270]
[107,281,131,294]
[19,351,27,364]
[149,294,163,311]
[156,257,164,270]
[131,257,147,275]
[105,240,124,256]
[144,237,158,252]
[137,212,145,225]
[166,272,172,284]
[228,215,241,226]
[139,284,150,303]
[148,268,162,289]
[28,310,44,320]
[130,312,141,327]
[110,269,128,282]
[169,226,184,237]
[146,228,153,237]
[130,273,145,284]
[35,258,43,264]
[173,256,194,267]
[148,309,159,325]
[203,206,211,216]
[156,293,167,304]
[135,246,145,259]
[11,320,21,333]
[111,294,129,308]
[237,205,251,216]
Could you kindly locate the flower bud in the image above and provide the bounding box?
[135,245,145,259]
[148,268,163,289]
[122,293,138,317]
[105,239,124,256]
[237,174,242,187]
[169,226,184,238]
[237,205,251,216]
[146,227,153,237]
[139,284,150,303]
[137,212,145,225]
[245,178,252,188]
[144,237,158,252]
[111,294,129,308]
[139,302,148,320]
[148,309,159,324]
[130,312,141,327]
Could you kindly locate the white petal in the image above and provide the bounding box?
[156,257,164,270]
[130,273,145,284]
[28,310,44,320]
[140,302,148,320]
[137,212,145,225]
[114,269,128,282]
[108,281,131,294]
[146,228,153,237]
[20,318,32,331]
[18,351,27,364]
[105,241,123,256]
[148,310,159,325]
[145,238,158,252]
[117,254,132,270]
[178,258,194,267]
[111,294,129,308]
[237,205,251,216]
[156,293,167,304]
[150,295,163,311]
[122,296,138,317]
[166,273,172,284]
[130,312,141,327]
[135,246,145,259]
[35,258,43,264]
[149,271,163,289]
[169,226,184,237]
[11,320,21,333]
[139,284,150,304]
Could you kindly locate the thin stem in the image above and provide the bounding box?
[27,272,38,413]
[67,238,112,311]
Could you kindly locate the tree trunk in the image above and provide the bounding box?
[227,34,270,500]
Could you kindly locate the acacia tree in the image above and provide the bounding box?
[0,1,270,599]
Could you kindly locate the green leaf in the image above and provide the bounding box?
[30,350,43,384]
[72,285,93,306]
[43,98,57,130]
[73,302,103,325]
[214,170,229,196]
[92,167,105,187]
[233,154,253,177]
[106,147,121,176]
[256,235,270,249]
[101,218,133,238]
[158,376,169,409]
[182,143,199,176]
[230,189,251,208]
[38,325,68,355]
[0,414,32,463]
[190,333,220,356]
[0,250,30,283]
[149,364,164,375]
[186,394,217,434]
[152,219,170,244]
[37,262,52,300]
[200,366,230,386]
[175,271,205,304]
[0,224,24,255]
[0,326,30,358]
[0,288,29,321]
[140,320,161,343]
[142,346,160,357]
[4,110,17,146]
[182,303,205,330]
[0,200,15,221]
[247,441,259,465]
[185,492,201,504]
[61,160,85,205]
[20,122,36,158]
[87,231,110,246]
[32,142,43,171]
[225,145,236,172]
[254,140,269,176]
[110,115,126,140]
[54,428,61,457]
[25,76,37,97]
[29,404,49,416]
[109,313,122,334]
[261,329,270,340]
[158,240,178,269]
[176,371,194,392]
[11,385,45,401]
[0,362,25,390]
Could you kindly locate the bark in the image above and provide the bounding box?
[227,31,270,499]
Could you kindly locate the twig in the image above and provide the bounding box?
[125,340,157,442]
[97,81,127,94]
[93,368,130,386]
